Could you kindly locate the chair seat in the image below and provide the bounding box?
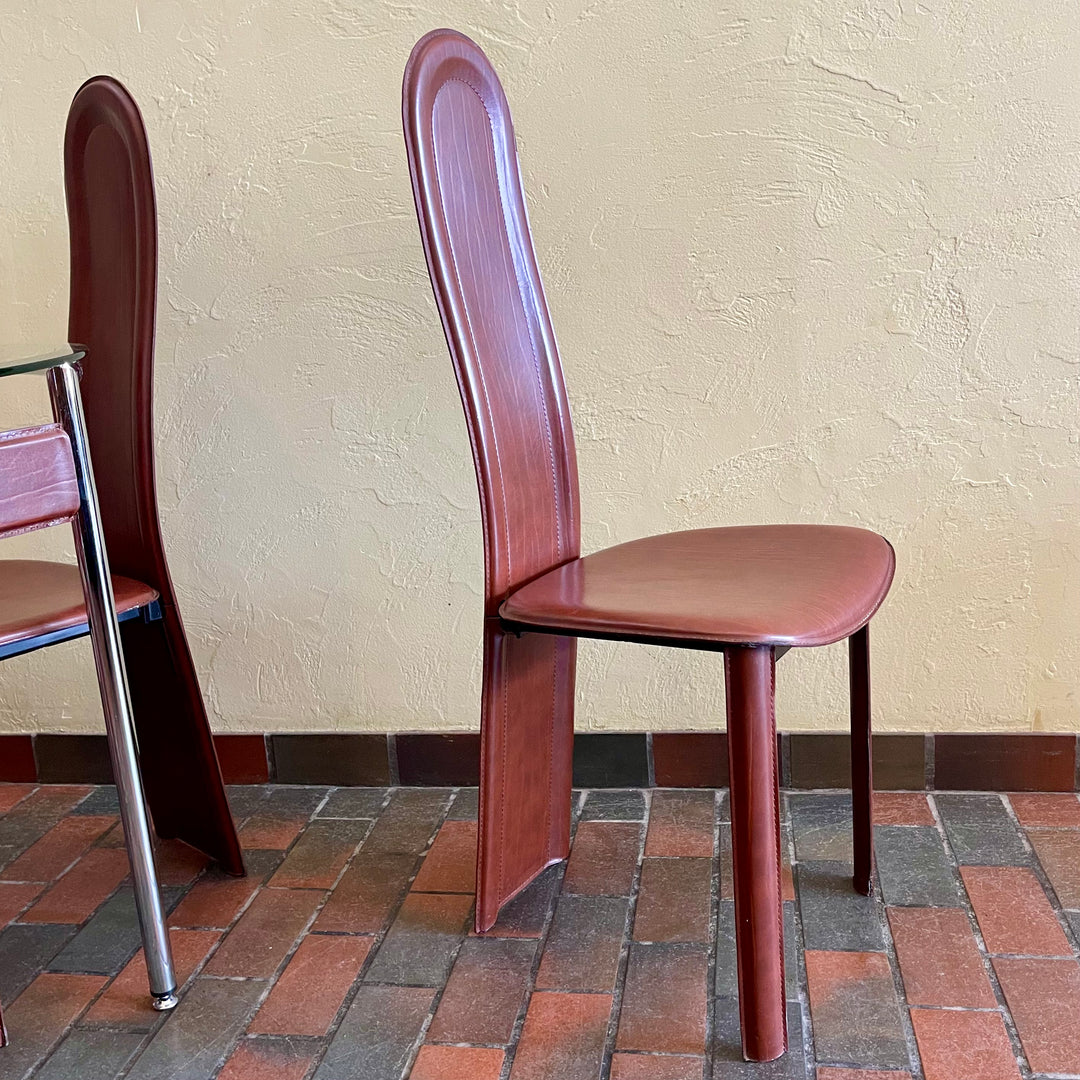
[500,525,895,648]
[0,560,158,648]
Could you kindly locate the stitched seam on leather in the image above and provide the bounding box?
[445,76,565,565]
[769,648,788,1049]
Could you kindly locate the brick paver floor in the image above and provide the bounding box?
[1,783,1079,1078]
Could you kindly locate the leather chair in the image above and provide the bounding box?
[0,77,242,876]
[403,29,895,1062]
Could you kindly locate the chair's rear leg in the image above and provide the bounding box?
[476,622,575,933]
[725,645,786,1063]
[850,624,874,896]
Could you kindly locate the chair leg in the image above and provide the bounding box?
[725,645,786,1062]
[476,622,575,933]
[120,612,245,876]
[850,624,874,896]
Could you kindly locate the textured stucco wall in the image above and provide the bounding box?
[0,1,1078,735]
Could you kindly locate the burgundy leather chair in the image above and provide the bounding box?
[0,77,242,877]
[403,29,895,1061]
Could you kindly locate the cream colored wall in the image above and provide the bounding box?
[0,1,1077,736]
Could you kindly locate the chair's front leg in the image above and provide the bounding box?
[850,624,874,895]
[725,644,786,1062]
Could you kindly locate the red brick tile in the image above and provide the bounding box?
[509,991,612,1080]
[652,734,727,788]
[21,847,129,924]
[537,896,628,991]
[153,839,210,886]
[0,736,36,782]
[0,973,106,1072]
[205,888,322,977]
[887,907,995,1007]
[610,1053,705,1079]
[994,957,1080,1075]
[0,783,35,813]
[218,1038,317,1080]
[169,872,261,929]
[1027,828,1080,908]
[428,938,535,1045]
[873,793,934,826]
[805,951,906,1066]
[616,944,708,1055]
[909,1008,1021,1080]
[563,822,640,895]
[314,851,414,933]
[269,819,367,889]
[1009,793,1080,827]
[213,734,269,784]
[645,791,714,858]
[83,929,219,1028]
[238,815,307,851]
[0,881,42,925]
[0,814,114,882]
[817,1072,912,1080]
[961,866,1071,955]
[249,933,371,1036]
[411,1045,505,1080]
[634,858,710,943]
[411,820,477,894]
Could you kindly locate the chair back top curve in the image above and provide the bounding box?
[65,76,174,598]
[403,30,581,615]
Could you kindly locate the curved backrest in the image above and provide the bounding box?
[403,30,580,615]
[65,77,172,595]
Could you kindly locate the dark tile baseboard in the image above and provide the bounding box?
[2,730,1079,791]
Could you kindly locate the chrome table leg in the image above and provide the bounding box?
[49,361,178,1010]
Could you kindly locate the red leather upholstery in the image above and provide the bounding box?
[0,426,79,541]
[0,560,156,647]
[502,524,895,647]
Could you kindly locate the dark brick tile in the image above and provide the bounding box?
[205,888,322,978]
[270,734,390,786]
[225,786,269,820]
[645,790,714,858]
[428,937,536,1045]
[508,990,611,1080]
[0,783,36,813]
[816,1072,912,1080]
[0,973,106,1079]
[537,894,629,990]
[446,787,478,820]
[652,734,727,788]
[1027,827,1080,908]
[616,943,707,1055]
[789,733,925,790]
[1068,910,1080,942]
[909,1008,1020,1080]
[412,1044,504,1080]
[218,1037,319,1080]
[316,787,389,819]
[1,814,115,883]
[0,786,91,856]
[361,788,449,855]
[314,850,414,934]
[961,865,1072,956]
[934,793,1011,825]
[125,977,266,1080]
[34,735,112,784]
[411,820,476,894]
[610,1054,704,1080]
[397,734,480,786]
[0,922,77,1002]
[873,793,934,826]
[0,736,36,782]
[994,956,1080,1075]
[934,794,1028,864]
[887,907,995,1007]
[268,818,368,889]
[1009,792,1080,827]
[213,735,269,784]
[82,928,220,1029]
[49,886,184,976]
[634,857,710,943]
[68,786,119,816]
[563,821,640,895]
[805,950,907,1068]
[477,863,560,938]
[934,733,1076,792]
[581,789,647,821]
[260,786,329,817]
[712,999,807,1078]
[0,880,42,926]
[573,734,648,788]
[364,891,472,985]
[797,861,885,951]
[33,1029,144,1080]
[873,826,960,907]
[250,933,371,1036]
[791,794,852,862]
[313,984,434,1080]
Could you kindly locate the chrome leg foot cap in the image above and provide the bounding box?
[152,991,179,1011]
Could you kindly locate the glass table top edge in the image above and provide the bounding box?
[0,344,87,377]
